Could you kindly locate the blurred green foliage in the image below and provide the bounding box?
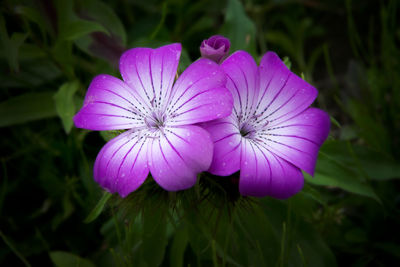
[0,0,399,266]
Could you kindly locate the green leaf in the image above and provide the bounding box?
[305,171,378,201]
[305,142,380,201]
[0,92,57,127]
[257,199,337,267]
[347,100,390,153]
[283,56,292,69]
[170,226,189,267]
[84,192,112,223]
[299,183,326,206]
[60,19,109,41]
[330,116,341,128]
[221,0,256,54]
[49,251,95,267]
[320,141,400,181]
[305,173,377,199]
[0,15,28,72]
[15,6,53,36]
[100,130,123,142]
[178,48,192,74]
[140,207,168,267]
[54,81,79,133]
[78,0,127,44]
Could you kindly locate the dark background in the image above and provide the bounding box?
[1,0,399,266]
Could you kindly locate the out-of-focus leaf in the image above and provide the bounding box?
[84,192,112,223]
[59,19,109,41]
[221,0,256,54]
[347,100,391,153]
[52,193,75,230]
[257,199,337,267]
[184,16,214,38]
[0,60,61,88]
[100,130,123,142]
[339,125,358,140]
[321,141,400,181]
[54,81,79,133]
[0,92,57,127]
[266,31,295,57]
[330,116,341,128]
[345,228,367,243]
[51,41,75,78]
[16,43,46,60]
[49,251,95,267]
[300,183,326,206]
[305,171,377,200]
[169,226,188,267]
[0,15,28,72]
[235,206,280,266]
[283,56,292,69]
[78,0,127,44]
[15,5,53,36]
[73,0,127,65]
[305,142,380,201]
[178,48,192,74]
[374,242,400,259]
[139,207,168,266]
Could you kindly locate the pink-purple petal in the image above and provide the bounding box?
[261,108,330,175]
[167,87,233,126]
[167,58,232,125]
[74,75,146,131]
[119,43,181,110]
[94,130,149,197]
[201,116,242,175]
[221,51,259,119]
[255,52,317,125]
[148,125,213,191]
[239,139,304,199]
[200,35,230,64]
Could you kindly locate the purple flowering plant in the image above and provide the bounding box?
[74,43,233,197]
[203,51,330,198]
[75,36,329,200]
[200,35,231,64]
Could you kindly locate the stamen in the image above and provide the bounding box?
[144,110,167,130]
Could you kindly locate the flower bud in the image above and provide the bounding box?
[200,35,230,64]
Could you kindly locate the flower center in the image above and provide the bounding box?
[145,111,166,130]
[239,122,255,138]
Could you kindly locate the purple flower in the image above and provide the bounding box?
[202,51,330,199]
[74,44,233,197]
[200,35,231,64]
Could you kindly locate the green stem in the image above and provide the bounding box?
[0,230,32,267]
